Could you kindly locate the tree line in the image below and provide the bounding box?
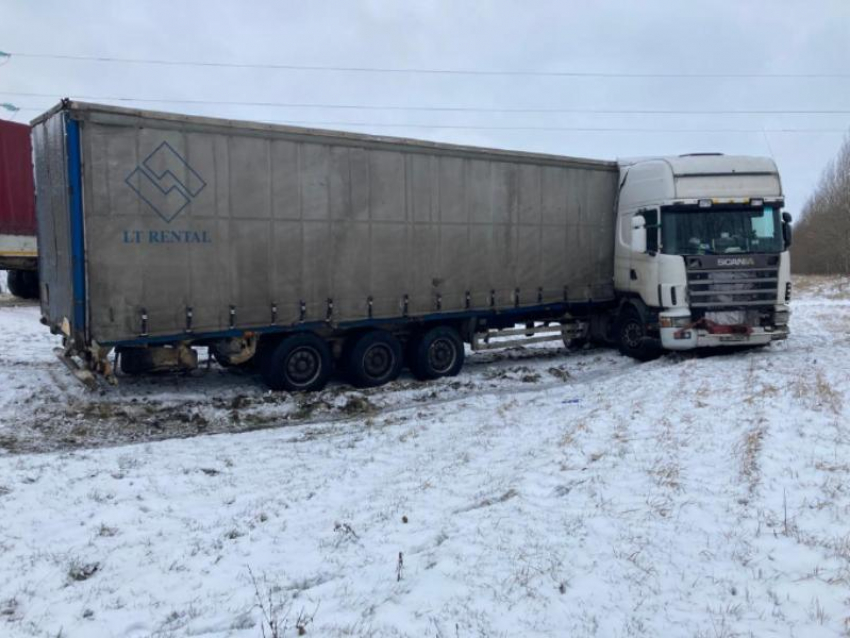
[791,135,850,274]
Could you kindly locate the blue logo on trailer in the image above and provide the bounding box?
[125,142,206,223]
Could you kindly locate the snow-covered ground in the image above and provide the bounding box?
[0,276,849,637]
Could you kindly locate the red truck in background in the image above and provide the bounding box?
[0,119,38,299]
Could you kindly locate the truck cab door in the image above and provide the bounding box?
[629,208,660,306]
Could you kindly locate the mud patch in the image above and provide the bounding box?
[484,365,543,383]
[341,395,376,416]
[0,335,616,455]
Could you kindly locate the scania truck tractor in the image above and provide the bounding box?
[31,102,792,390]
[610,154,791,360]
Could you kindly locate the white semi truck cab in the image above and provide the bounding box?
[610,154,792,359]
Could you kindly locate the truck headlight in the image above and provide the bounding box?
[660,316,691,328]
[774,309,790,326]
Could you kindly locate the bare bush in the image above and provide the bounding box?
[248,567,318,637]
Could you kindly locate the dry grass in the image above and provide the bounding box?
[743,382,780,407]
[793,371,843,415]
[741,419,767,494]
[558,417,588,448]
[649,459,681,491]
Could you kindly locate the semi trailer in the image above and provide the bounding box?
[0,119,39,299]
[32,101,792,391]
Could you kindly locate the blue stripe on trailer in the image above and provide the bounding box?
[65,115,87,337]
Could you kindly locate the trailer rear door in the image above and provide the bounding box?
[33,108,84,344]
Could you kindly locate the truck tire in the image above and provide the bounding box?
[616,308,661,362]
[7,270,39,300]
[409,325,465,381]
[262,333,332,392]
[343,330,403,388]
[6,271,21,297]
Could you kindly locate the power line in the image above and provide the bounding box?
[4,51,850,79]
[4,92,850,116]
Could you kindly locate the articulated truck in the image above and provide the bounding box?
[33,101,792,390]
[0,119,39,299]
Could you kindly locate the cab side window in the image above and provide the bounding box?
[642,209,659,253]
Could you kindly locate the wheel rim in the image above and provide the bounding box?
[622,320,643,350]
[362,343,394,380]
[428,337,457,374]
[285,346,322,387]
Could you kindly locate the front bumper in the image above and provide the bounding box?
[659,306,790,350]
[661,325,788,350]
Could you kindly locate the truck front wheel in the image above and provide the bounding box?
[262,333,332,392]
[616,308,661,362]
[344,330,403,388]
[409,326,465,380]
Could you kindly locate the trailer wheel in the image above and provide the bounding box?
[409,326,465,381]
[6,271,21,297]
[262,333,332,392]
[24,271,39,299]
[344,330,403,388]
[616,308,660,362]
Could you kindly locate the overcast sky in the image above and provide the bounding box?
[2,0,849,216]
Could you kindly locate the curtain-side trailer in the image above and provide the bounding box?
[33,101,619,390]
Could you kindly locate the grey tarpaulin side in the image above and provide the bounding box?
[38,101,620,345]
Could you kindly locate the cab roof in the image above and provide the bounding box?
[617,154,783,209]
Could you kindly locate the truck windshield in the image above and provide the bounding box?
[661,206,782,255]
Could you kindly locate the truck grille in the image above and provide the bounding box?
[685,254,779,308]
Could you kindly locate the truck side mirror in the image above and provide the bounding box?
[631,215,647,253]
[782,212,793,248]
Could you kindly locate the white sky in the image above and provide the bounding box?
[1,0,849,216]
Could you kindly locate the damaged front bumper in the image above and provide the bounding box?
[659,306,790,350]
[661,326,789,350]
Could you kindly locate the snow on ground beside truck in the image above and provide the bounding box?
[0,276,848,637]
